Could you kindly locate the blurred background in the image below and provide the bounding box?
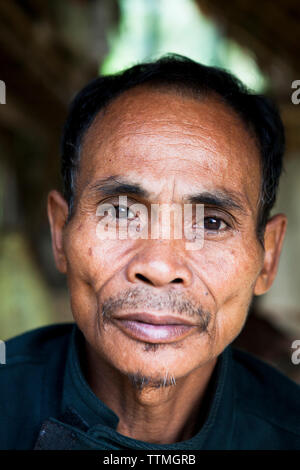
[0,0,299,382]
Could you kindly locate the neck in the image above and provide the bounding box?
[82,342,218,444]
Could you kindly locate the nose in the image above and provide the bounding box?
[126,242,193,288]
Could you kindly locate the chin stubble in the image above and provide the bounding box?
[127,369,177,391]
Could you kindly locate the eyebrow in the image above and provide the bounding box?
[187,191,248,215]
[86,175,248,215]
[87,175,150,199]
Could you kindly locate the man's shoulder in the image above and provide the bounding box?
[0,322,75,376]
[0,323,75,449]
[4,322,74,361]
[231,346,300,440]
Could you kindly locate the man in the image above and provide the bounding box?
[0,54,299,450]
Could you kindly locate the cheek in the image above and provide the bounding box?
[65,219,117,284]
[63,221,110,323]
[63,220,134,323]
[194,238,263,352]
[199,238,262,306]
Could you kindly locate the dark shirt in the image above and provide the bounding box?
[0,323,299,450]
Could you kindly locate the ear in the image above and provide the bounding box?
[47,190,69,274]
[254,213,287,295]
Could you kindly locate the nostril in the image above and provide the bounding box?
[135,273,153,285]
[135,274,184,285]
[171,278,183,284]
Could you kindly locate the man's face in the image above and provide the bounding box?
[49,87,280,385]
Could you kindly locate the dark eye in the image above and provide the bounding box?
[204,216,227,231]
[114,205,136,220]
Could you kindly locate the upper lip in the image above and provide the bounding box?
[113,312,196,326]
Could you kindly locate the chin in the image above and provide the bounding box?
[107,344,204,386]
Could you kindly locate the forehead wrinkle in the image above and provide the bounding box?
[110,119,217,136]
[82,91,254,172]
[86,105,228,154]
[83,86,254,155]
[103,131,222,166]
[107,117,223,141]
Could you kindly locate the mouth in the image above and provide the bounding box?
[112,312,198,343]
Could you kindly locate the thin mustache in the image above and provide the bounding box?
[100,287,211,331]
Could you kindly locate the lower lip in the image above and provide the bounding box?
[114,319,196,343]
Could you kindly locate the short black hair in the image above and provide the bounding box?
[61,53,285,243]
